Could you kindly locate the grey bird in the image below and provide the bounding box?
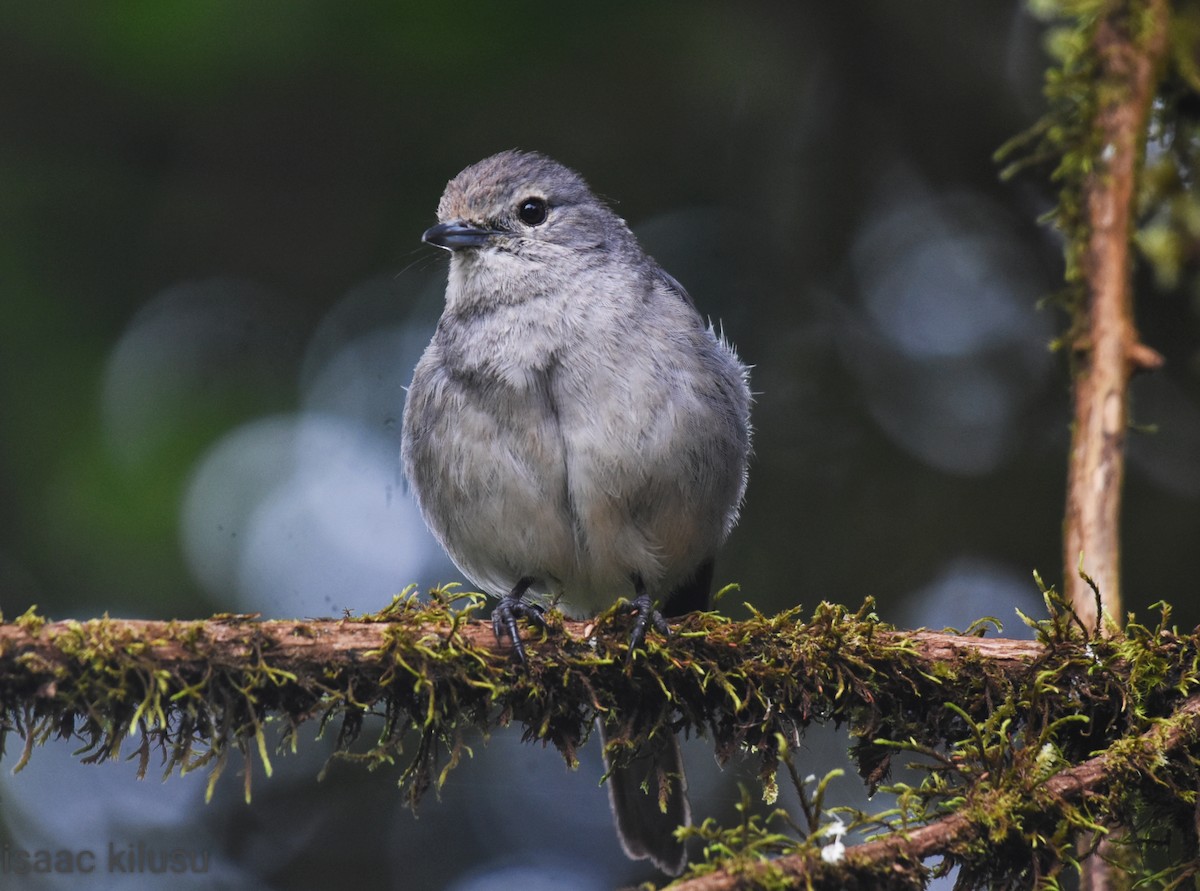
[401,150,751,874]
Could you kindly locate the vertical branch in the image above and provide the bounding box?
[1064,0,1167,632]
[1065,3,1169,890]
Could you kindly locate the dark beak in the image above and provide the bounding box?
[422,220,493,251]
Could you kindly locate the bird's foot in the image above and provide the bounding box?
[627,590,671,662]
[492,580,548,663]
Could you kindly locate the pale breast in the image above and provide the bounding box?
[402,345,578,601]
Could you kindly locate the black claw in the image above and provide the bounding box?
[627,587,671,663]
[492,578,547,663]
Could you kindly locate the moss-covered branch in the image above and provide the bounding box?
[0,609,1045,696]
[0,594,1039,805]
[1002,0,1170,631]
[672,692,1200,891]
[2,592,1200,887]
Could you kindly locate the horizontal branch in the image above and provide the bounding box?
[0,598,1195,888]
[0,615,1045,678]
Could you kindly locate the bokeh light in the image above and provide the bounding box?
[3,4,1199,888]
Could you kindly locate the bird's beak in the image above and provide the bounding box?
[422,220,493,251]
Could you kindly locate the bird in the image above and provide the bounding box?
[401,149,751,874]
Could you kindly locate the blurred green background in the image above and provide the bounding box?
[2,2,1199,889]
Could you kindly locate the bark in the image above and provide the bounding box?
[1063,0,1167,633]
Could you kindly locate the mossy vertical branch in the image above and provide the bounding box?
[1063,0,1167,633]
[1029,3,1174,889]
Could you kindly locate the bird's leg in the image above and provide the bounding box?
[492,576,548,663]
[628,574,671,659]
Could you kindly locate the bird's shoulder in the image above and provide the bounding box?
[653,268,698,310]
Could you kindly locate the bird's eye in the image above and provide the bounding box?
[517,197,548,226]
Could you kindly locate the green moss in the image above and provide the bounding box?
[996,0,1198,360]
[2,587,1200,887]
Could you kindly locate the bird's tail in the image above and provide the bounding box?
[600,719,690,876]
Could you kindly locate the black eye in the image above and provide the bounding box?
[517,197,548,226]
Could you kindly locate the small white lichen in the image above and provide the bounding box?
[820,817,848,864]
[1037,742,1057,770]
